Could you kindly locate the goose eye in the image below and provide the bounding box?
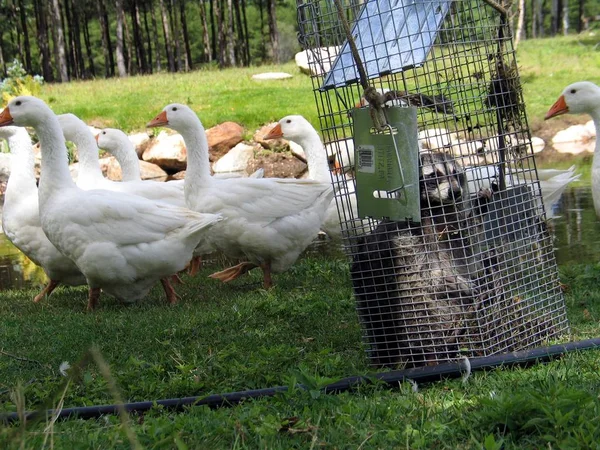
[286,119,291,124]
[172,107,178,111]
[15,100,21,106]
[570,89,576,94]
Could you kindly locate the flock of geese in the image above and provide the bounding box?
[0,80,597,311]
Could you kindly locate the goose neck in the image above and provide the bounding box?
[6,130,35,179]
[297,133,330,183]
[35,118,76,203]
[116,145,142,182]
[71,128,104,182]
[178,122,212,181]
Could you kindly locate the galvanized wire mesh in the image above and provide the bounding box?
[297,0,569,368]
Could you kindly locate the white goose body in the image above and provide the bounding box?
[1,126,85,299]
[2,97,221,308]
[265,115,363,240]
[148,105,334,286]
[58,114,186,208]
[546,81,600,217]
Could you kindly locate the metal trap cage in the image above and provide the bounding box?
[297,0,569,368]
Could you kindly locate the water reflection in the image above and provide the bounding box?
[0,186,598,290]
[550,186,600,266]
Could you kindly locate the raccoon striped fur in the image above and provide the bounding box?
[351,151,491,368]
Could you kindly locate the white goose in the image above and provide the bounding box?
[95,126,213,275]
[0,97,221,310]
[0,125,86,302]
[264,115,362,240]
[546,81,600,217]
[95,128,142,182]
[147,104,334,288]
[57,113,185,207]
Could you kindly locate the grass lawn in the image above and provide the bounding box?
[1,34,600,448]
[0,252,600,449]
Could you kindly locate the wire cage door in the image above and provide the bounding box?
[297,0,569,368]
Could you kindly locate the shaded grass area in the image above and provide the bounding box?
[1,251,600,448]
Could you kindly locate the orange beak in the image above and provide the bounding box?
[545,95,568,120]
[95,133,100,143]
[0,107,14,127]
[147,110,168,128]
[333,159,343,175]
[263,123,283,140]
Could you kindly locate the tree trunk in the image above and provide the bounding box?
[168,0,181,71]
[115,0,128,76]
[10,2,23,67]
[577,0,585,32]
[0,32,6,77]
[142,2,153,73]
[123,5,134,74]
[199,0,212,62]
[215,0,226,67]
[159,0,175,72]
[18,0,32,72]
[98,0,115,77]
[514,0,526,48]
[233,0,246,66]
[267,0,279,63]
[562,0,569,35]
[536,0,544,37]
[180,0,193,70]
[51,0,69,82]
[241,0,250,66]
[226,0,236,66]
[258,0,266,61]
[150,1,162,72]
[82,11,96,78]
[131,0,148,74]
[209,0,217,61]
[34,0,53,81]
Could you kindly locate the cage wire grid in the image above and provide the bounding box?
[297,0,569,368]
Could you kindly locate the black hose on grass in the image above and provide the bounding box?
[2,337,600,424]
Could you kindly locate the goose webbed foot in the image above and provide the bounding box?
[209,262,257,283]
[160,277,181,305]
[187,256,203,277]
[87,287,101,311]
[33,279,60,303]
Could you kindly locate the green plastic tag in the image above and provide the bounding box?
[352,106,421,222]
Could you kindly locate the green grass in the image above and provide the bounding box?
[1,251,600,449]
[516,34,600,130]
[40,62,318,137]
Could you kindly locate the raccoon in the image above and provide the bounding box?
[351,151,491,368]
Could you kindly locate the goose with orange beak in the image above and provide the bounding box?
[263,115,372,241]
[147,104,333,289]
[0,96,222,310]
[0,122,87,303]
[545,81,600,217]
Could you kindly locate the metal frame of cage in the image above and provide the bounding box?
[297,0,569,368]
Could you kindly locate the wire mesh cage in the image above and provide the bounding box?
[297,0,569,368]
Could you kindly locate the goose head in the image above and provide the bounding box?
[57,113,93,143]
[545,81,600,119]
[96,128,130,154]
[264,115,314,142]
[0,124,23,140]
[147,103,200,132]
[0,96,52,128]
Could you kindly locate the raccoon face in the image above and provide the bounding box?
[419,151,465,206]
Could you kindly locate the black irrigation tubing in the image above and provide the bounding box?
[2,337,600,424]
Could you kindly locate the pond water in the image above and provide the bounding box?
[0,186,598,291]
